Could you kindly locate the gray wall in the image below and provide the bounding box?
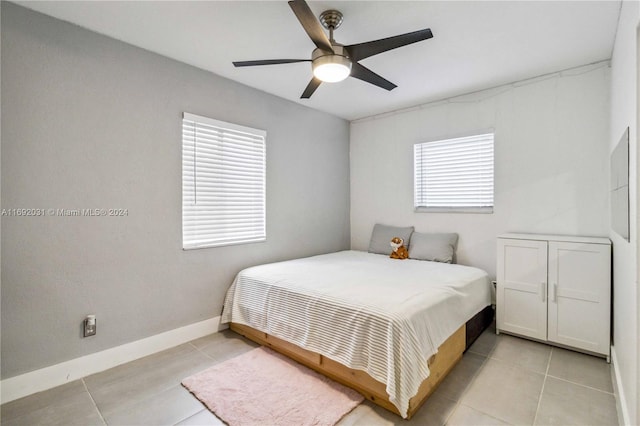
[1,2,350,379]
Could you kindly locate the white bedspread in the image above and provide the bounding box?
[221,250,490,417]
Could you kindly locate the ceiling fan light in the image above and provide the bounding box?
[312,55,352,83]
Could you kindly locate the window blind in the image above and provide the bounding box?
[414,133,494,212]
[182,112,266,249]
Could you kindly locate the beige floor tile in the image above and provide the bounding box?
[534,377,617,425]
[490,334,551,374]
[104,385,203,426]
[337,403,394,426]
[468,329,499,356]
[190,330,258,362]
[547,347,613,393]
[446,404,511,425]
[84,344,197,390]
[189,329,246,350]
[174,409,225,426]
[404,392,458,426]
[435,352,486,401]
[1,390,104,426]
[461,358,545,425]
[338,393,457,426]
[349,411,395,425]
[0,380,87,422]
[87,347,214,416]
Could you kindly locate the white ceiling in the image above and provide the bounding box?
[16,1,621,121]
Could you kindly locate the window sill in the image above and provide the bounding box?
[414,207,493,214]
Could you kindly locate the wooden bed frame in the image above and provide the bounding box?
[230,305,493,419]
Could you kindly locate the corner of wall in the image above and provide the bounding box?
[612,346,632,426]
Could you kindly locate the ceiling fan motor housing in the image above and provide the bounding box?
[311,45,352,82]
[312,44,350,62]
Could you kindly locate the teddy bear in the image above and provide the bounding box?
[389,237,409,259]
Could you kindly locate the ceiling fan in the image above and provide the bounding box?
[233,0,434,99]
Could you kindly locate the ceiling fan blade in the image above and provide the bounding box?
[233,59,310,67]
[350,62,397,91]
[288,0,334,53]
[301,77,322,98]
[345,28,433,61]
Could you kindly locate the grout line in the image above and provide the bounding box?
[453,402,515,426]
[438,395,459,426]
[545,375,616,396]
[484,331,500,360]
[172,409,209,426]
[544,346,553,376]
[462,351,492,396]
[532,347,553,425]
[542,345,616,395]
[466,348,491,357]
[81,345,213,422]
[188,341,218,361]
[81,378,107,426]
[444,336,500,425]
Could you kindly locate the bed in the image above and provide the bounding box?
[221,250,492,419]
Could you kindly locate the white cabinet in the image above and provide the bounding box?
[496,233,611,359]
[496,238,548,340]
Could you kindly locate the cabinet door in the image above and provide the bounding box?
[547,242,611,356]
[497,238,548,340]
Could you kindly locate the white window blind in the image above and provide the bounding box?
[182,112,266,249]
[414,133,494,212]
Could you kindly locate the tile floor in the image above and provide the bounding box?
[1,323,619,426]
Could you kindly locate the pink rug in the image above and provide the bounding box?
[182,347,364,426]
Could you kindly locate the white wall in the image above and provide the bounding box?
[637,22,640,426]
[351,63,610,278]
[637,21,640,426]
[1,3,350,379]
[609,1,639,425]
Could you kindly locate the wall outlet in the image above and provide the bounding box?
[84,315,96,337]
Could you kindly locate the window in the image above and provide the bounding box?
[182,113,266,249]
[414,132,494,213]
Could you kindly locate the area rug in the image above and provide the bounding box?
[182,347,364,426]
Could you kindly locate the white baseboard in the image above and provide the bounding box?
[1,316,227,404]
[611,346,631,426]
